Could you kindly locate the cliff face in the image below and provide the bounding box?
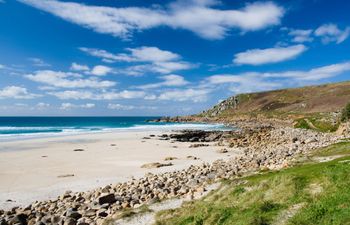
[200,96,239,117]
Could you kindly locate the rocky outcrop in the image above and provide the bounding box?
[166,130,235,142]
[200,96,239,117]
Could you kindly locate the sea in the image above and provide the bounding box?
[0,117,229,140]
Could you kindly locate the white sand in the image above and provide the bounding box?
[0,131,237,210]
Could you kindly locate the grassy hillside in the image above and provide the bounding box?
[155,140,350,225]
[198,81,350,132]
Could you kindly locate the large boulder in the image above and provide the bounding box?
[98,194,116,205]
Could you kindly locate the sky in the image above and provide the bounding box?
[0,0,350,116]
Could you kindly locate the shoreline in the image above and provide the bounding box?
[0,122,230,143]
[0,130,234,210]
[1,123,347,224]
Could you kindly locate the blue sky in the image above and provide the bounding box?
[0,0,350,116]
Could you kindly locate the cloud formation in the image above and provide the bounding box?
[263,61,350,81]
[158,88,211,102]
[0,86,40,99]
[80,46,194,75]
[25,70,116,88]
[19,0,284,40]
[90,65,112,76]
[288,29,313,43]
[204,61,350,94]
[60,102,95,110]
[315,23,350,44]
[70,62,89,71]
[233,44,306,65]
[137,74,189,89]
[107,103,157,110]
[28,58,51,67]
[50,90,146,100]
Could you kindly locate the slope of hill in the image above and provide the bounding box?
[198,81,350,132]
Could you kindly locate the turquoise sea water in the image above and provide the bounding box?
[0,117,228,139]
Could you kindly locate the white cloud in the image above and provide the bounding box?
[123,62,194,75]
[49,90,146,100]
[107,103,135,110]
[288,29,313,43]
[36,102,50,108]
[0,64,4,69]
[204,61,350,94]
[70,63,113,76]
[263,61,350,81]
[137,74,189,89]
[205,73,282,94]
[38,86,58,91]
[202,60,350,95]
[25,70,116,88]
[107,103,157,110]
[315,23,350,44]
[79,48,127,62]
[0,86,40,99]
[28,58,51,67]
[158,88,210,102]
[70,62,89,71]
[19,0,284,40]
[80,46,194,75]
[90,65,112,76]
[80,46,181,64]
[126,47,179,62]
[233,44,307,65]
[60,103,95,110]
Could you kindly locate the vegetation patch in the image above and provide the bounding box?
[155,142,350,225]
[294,113,340,133]
[341,102,350,122]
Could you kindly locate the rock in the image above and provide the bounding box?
[164,157,178,161]
[83,209,96,217]
[189,143,209,148]
[98,194,116,205]
[66,209,82,220]
[73,149,84,152]
[57,174,74,178]
[0,219,8,225]
[217,148,228,153]
[141,162,173,169]
[64,218,77,225]
[186,156,199,160]
[97,209,108,217]
[121,202,130,208]
[8,213,27,225]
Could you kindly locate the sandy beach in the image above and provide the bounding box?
[0,130,236,210]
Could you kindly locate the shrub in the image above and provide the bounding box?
[341,102,350,122]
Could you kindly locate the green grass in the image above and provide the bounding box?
[310,140,350,157]
[154,142,350,225]
[103,205,152,225]
[294,113,340,133]
[341,102,350,122]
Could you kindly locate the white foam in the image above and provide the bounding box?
[0,123,232,141]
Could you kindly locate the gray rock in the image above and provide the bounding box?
[97,193,116,205]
